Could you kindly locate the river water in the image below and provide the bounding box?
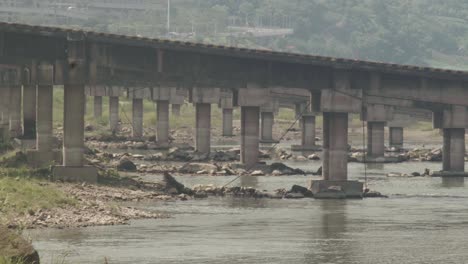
[26,158,468,264]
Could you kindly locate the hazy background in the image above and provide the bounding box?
[2,0,468,69]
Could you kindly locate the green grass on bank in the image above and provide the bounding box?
[0,173,77,226]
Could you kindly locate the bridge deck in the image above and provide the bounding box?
[1,21,468,81]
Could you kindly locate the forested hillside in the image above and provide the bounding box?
[10,0,468,69]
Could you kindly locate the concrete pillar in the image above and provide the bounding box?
[22,84,36,139]
[93,96,103,119]
[9,85,22,138]
[195,103,211,154]
[172,104,181,116]
[367,121,385,158]
[322,112,348,181]
[241,106,260,167]
[389,127,403,149]
[301,115,316,148]
[156,100,170,145]
[26,85,57,167]
[63,84,85,167]
[0,86,10,141]
[222,108,233,137]
[260,111,274,141]
[36,85,53,153]
[442,128,465,172]
[109,96,119,134]
[132,98,143,138]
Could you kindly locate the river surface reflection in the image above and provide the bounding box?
[28,161,468,264]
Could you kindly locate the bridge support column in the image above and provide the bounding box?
[93,96,103,120]
[27,85,60,167]
[109,96,119,134]
[309,73,363,198]
[195,103,211,154]
[367,121,385,158]
[53,36,97,183]
[132,98,143,138]
[389,127,403,150]
[222,108,233,137]
[292,114,319,151]
[432,106,468,177]
[241,106,260,167]
[238,87,270,167]
[443,128,465,173]
[9,85,22,138]
[172,104,181,116]
[53,83,97,182]
[22,84,36,139]
[156,100,170,146]
[0,86,10,142]
[260,111,274,142]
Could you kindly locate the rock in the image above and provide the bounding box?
[363,190,388,198]
[269,163,305,175]
[134,142,148,150]
[250,170,264,176]
[411,172,421,177]
[211,150,238,162]
[191,152,209,162]
[167,147,192,161]
[295,155,307,161]
[284,192,305,199]
[179,163,219,174]
[144,153,164,161]
[308,154,320,160]
[272,170,283,176]
[84,124,95,131]
[132,154,144,159]
[117,158,137,172]
[0,226,40,264]
[163,172,193,195]
[290,185,314,198]
[194,191,208,199]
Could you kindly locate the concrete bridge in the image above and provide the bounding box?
[0,22,467,198]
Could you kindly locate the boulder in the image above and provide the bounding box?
[0,226,40,264]
[179,163,219,174]
[250,170,265,176]
[117,158,137,172]
[167,147,192,161]
[163,172,193,195]
[308,154,320,160]
[290,185,314,198]
[211,150,238,162]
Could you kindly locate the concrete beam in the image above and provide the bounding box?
[132,98,144,138]
[222,108,233,137]
[22,84,36,139]
[156,100,170,146]
[241,106,260,167]
[9,85,22,138]
[195,103,211,154]
[109,96,119,134]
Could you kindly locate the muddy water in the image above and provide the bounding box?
[27,159,468,264]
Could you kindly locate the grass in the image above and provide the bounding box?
[0,175,77,225]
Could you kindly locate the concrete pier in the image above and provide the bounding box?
[195,103,211,154]
[389,127,403,149]
[292,114,319,151]
[109,96,119,134]
[9,85,22,138]
[53,83,97,182]
[241,106,260,167]
[367,121,385,158]
[260,111,274,142]
[322,112,349,181]
[171,104,181,116]
[22,84,36,139]
[156,100,170,146]
[222,108,233,137]
[27,85,58,167]
[93,96,103,119]
[132,98,143,138]
[442,128,465,172]
[0,86,10,141]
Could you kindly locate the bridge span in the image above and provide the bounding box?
[0,22,467,198]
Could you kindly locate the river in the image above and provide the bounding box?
[26,159,468,264]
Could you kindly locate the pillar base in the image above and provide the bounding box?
[291,145,322,152]
[309,180,363,199]
[13,138,36,150]
[52,166,98,183]
[26,150,62,168]
[0,125,9,142]
[431,171,468,178]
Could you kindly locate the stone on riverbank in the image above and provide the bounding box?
[0,226,40,264]
[117,157,137,172]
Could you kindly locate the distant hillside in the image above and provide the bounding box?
[4,0,468,69]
